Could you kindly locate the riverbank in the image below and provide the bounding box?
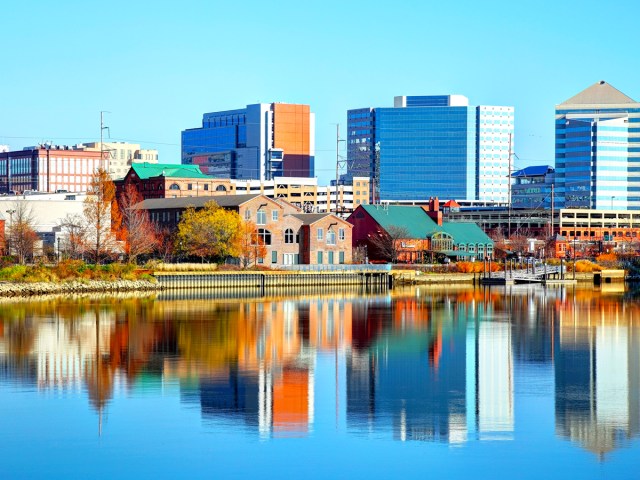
[0,279,162,297]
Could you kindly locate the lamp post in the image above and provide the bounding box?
[573,236,576,280]
[5,209,15,256]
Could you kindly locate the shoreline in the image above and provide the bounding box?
[0,279,163,297]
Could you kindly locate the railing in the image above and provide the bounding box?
[278,264,392,272]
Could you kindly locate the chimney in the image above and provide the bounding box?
[422,197,442,226]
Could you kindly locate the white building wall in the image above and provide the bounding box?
[477,106,514,203]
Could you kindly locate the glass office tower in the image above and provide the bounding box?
[555,81,640,210]
[182,103,315,181]
[346,95,514,202]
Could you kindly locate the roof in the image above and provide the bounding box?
[290,213,350,226]
[130,162,210,180]
[442,199,461,208]
[359,205,493,245]
[442,222,493,246]
[511,165,554,177]
[360,205,440,238]
[559,81,637,105]
[133,194,262,210]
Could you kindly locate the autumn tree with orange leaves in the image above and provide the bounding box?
[239,220,267,268]
[117,184,158,264]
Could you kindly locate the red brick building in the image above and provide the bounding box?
[115,163,235,201]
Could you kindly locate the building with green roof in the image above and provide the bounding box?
[347,203,493,262]
[115,162,237,201]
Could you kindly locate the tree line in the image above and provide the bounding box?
[4,168,267,266]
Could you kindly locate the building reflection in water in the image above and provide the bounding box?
[554,294,640,457]
[0,286,639,453]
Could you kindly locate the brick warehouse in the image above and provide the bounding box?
[134,194,352,266]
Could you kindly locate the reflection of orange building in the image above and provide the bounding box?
[272,368,311,435]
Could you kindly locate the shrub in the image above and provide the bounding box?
[574,259,602,272]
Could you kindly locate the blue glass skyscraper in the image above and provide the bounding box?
[555,81,640,210]
[346,95,514,202]
[182,103,315,181]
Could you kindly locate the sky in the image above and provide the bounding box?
[2,0,640,184]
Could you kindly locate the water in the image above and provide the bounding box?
[1,285,639,479]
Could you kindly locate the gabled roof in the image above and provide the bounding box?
[442,199,461,208]
[441,222,493,246]
[357,205,493,245]
[559,81,637,105]
[133,194,262,210]
[511,165,554,177]
[290,213,350,226]
[130,162,210,180]
[360,205,440,238]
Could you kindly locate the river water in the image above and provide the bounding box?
[1,285,639,479]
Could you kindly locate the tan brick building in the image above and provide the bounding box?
[135,194,352,266]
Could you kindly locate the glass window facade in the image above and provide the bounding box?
[376,106,477,201]
[556,107,636,209]
[345,96,513,202]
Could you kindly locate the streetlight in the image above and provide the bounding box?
[5,209,15,255]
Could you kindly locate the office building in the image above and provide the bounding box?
[0,145,105,194]
[345,95,514,203]
[555,81,640,210]
[182,103,315,181]
[511,165,555,209]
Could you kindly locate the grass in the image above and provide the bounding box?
[0,260,151,283]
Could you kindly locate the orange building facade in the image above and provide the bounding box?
[272,104,313,178]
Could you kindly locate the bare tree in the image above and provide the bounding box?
[58,213,87,260]
[83,168,119,263]
[118,184,158,263]
[367,225,410,263]
[7,201,38,263]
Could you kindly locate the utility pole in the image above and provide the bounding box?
[373,142,380,204]
[550,183,555,238]
[100,111,110,171]
[334,124,347,214]
[335,124,339,214]
[507,133,512,239]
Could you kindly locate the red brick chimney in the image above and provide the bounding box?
[422,197,443,226]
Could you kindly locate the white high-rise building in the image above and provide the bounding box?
[477,106,515,203]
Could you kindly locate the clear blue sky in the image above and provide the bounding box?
[2,0,639,183]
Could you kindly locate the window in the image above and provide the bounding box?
[285,228,295,244]
[271,251,277,264]
[245,209,251,220]
[187,183,193,190]
[169,183,180,190]
[272,210,279,221]
[317,251,323,264]
[317,228,323,241]
[257,209,266,225]
[327,229,336,245]
[204,184,209,191]
[255,228,272,245]
[216,185,226,191]
[339,251,345,264]
[338,228,345,241]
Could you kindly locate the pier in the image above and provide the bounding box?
[153,265,393,290]
[480,259,573,285]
